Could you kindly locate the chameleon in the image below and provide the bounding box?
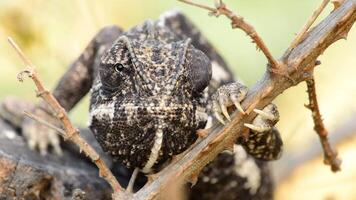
[1,11,283,199]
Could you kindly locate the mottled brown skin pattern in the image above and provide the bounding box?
[89,21,211,170]
[33,11,283,199]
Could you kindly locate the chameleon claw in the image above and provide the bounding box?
[28,138,36,150]
[230,93,245,114]
[253,108,275,120]
[244,123,269,133]
[214,111,226,125]
[233,100,245,114]
[220,104,231,121]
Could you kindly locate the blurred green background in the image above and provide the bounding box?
[1,0,356,199]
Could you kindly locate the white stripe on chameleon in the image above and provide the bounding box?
[142,128,163,173]
[233,144,261,194]
[88,101,116,126]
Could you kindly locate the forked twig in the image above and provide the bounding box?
[285,0,331,56]
[7,37,124,196]
[305,78,341,172]
[6,0,355,198]
[178,0,283,74]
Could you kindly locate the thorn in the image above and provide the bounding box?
[253,109,275,120]
[196,128,210,138]
[147,174,156,183]
[214,111,226,125]
[220,104,231,121]
[36,90,50,97]
[339,31,349,40]
[304,104,312,109]
[224,142,234,153]
[171,154,183,163]
[315,60,321,66]
[188,173,199,186]
[331,0,344,11]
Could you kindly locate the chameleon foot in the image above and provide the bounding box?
[243,103,282,160]
[211,82,248,125]
[0,97,62,156]
[244,103,279,133]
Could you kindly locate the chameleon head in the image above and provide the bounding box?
[88,21,211,172]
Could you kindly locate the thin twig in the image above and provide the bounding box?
[126,168,139,193]
[305,78,341,172]
[178,0,283,74]
[6,0,355,198]
[285,0,331,56]
[23,111,67,138]
[7,37,124,196]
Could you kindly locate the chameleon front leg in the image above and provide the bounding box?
[212,83,283,160]
[21,26,123,155]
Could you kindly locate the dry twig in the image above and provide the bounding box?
[7,37,124,197]
[7,0,356,199]
[178,0,283,73]
[131,0,355,199]
[305,78,341,172]
[285,0,331,56]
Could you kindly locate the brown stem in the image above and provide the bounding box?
[7,37,124,196]
[7,0,356,198]
[305,78,341,172]
[134,0,355,199]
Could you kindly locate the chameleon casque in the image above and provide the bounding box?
[9,11,283,200]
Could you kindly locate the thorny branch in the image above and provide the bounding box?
[8,0,356,199]
[305,78,341,172]
[131,0,355,199]
[285,0,342,172]
[178,0,282,74]
[7,38,125,197]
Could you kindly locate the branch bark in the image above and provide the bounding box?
[133,1,356,199]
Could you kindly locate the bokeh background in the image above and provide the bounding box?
[1,0,356,199]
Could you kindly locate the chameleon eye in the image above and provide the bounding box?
[187,49,212,93]
[114,63,124,72]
